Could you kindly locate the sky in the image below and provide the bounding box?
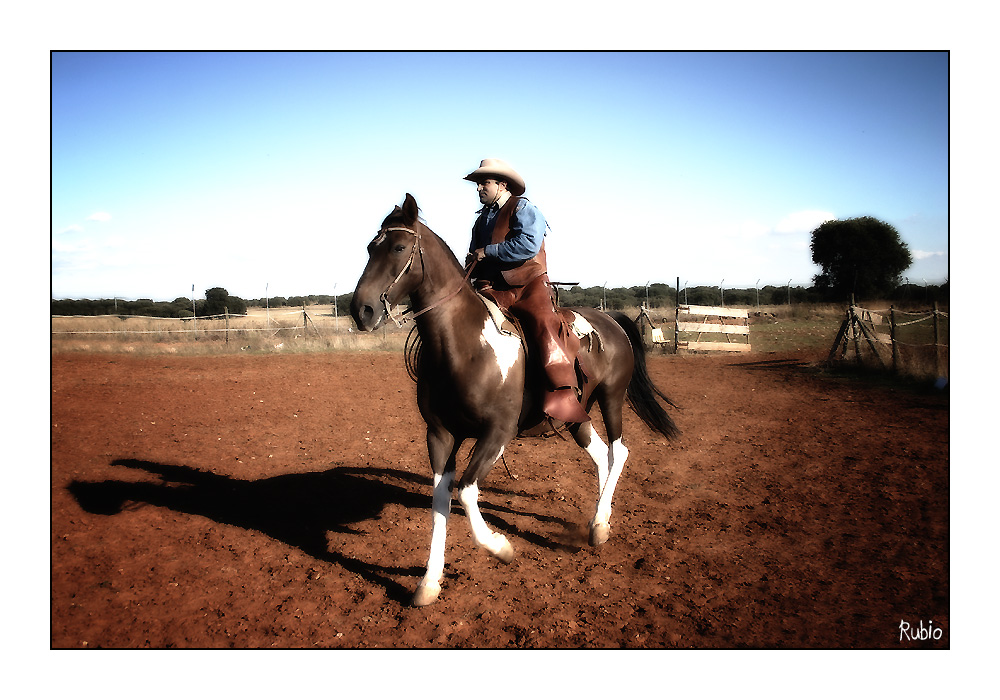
[51,50,949,302]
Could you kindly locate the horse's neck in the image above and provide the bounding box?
[410,235,486,357]
[409,231,467,307]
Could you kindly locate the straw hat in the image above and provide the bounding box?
[463,158,526,196]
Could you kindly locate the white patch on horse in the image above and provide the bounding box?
[578,423,610,482]
[480,316,520,382]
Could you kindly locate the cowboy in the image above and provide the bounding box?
[463,158,589,424]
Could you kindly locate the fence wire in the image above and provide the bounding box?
[832,305,949,378]
[51,310,311,335]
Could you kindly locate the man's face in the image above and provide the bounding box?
[477,178,504,205]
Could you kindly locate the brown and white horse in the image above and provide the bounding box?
[351,193,678,606]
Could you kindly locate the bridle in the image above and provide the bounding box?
[373,225,475,327]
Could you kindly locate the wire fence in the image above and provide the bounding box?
[828,304,949,379]
[50,306,410,354]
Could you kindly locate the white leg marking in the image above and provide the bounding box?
[480,318,520,382]
[420,470,453,590]
[594,438,629,526]
[457,448,513,561]
[577,423,610,500]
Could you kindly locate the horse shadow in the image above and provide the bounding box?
[67,458,580,604]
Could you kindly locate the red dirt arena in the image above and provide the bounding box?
[50,348,949,649]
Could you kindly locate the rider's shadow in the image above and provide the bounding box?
[68,458,584,603]
[68,459,431,603]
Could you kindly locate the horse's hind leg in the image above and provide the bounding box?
[413,428,460,607]
[571,399,629,546]
[455,434,515,564]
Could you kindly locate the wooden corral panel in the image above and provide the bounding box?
[675,304,751,353]
[680,341,753,352]
[679,304,749,318]
[676,321,751,335]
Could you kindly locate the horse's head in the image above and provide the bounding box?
[351,193,427,331]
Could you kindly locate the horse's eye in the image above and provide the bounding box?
[394,244,406,253]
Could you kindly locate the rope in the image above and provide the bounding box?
[404,325,422,383]
[892,308,949,318]
[892,315,936,328]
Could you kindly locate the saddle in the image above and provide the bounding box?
[476,292,600,350]
[478,292,522,340]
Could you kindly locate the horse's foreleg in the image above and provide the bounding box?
[572,419,629,546]
[591,436,629,545]
[456,441,514,564]
[457,481,515,564]
[413,430,458,607]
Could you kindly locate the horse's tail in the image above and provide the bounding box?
[607,311,680,441]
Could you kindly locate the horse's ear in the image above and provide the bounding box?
[402,193,419,225]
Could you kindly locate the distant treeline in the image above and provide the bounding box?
[555,281,949,309]
[52,287,252,318]
[52,282,949,318]
[243,294,342,309]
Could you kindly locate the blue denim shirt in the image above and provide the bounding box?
[473,197,547,263]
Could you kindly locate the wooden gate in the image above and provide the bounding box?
[674,304,751,353]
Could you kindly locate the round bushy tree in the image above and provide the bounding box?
[810,216,912,301]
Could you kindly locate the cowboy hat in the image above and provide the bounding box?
[463,158,526,196]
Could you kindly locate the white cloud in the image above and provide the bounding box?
[87,211,112,222]
[913,250,945,260]
[56,224,83,235]
[774,210,835,235]
[52,238,95,254]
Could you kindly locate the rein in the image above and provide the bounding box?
[376,225,475,327]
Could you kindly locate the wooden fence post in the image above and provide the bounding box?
[850,305,861,361]
[933,302,941,376]
[674,276,680,354]
[889,306,899,373]
[225,307,230,345]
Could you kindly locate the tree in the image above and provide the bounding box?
[201,287,248,316]
[810,216,912,301]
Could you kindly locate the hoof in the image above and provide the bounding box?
[411,583,441,607]
[494,540,515,564]
[589,522,611,546]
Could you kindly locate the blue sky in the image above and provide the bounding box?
[51,51,949,301]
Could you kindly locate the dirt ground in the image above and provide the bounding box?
[50,348,949,649]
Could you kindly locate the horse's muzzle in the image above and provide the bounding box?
[351,299,384,332]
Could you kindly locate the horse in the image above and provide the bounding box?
[351,193,679,606]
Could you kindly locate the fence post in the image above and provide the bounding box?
[850,305,861,362]
[932,302,941,376]
[674,276,680,354]
[889,306,899,373]
[225,306,230,345]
